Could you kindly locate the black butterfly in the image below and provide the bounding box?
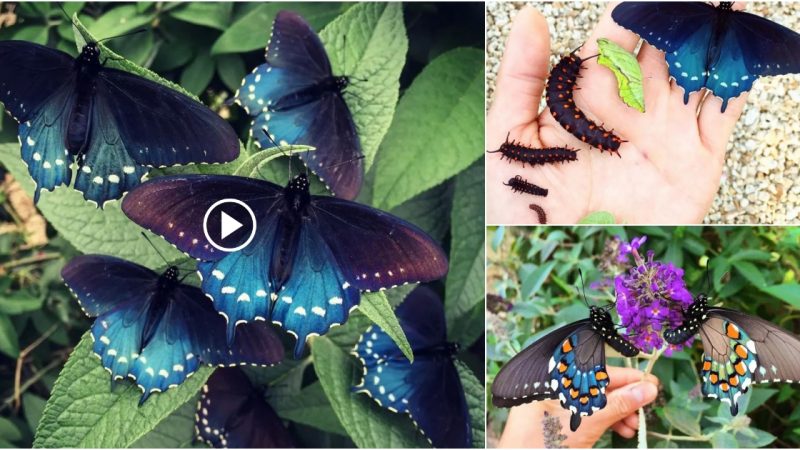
[0,39,238,206]
[121,173,448,358]
[62,255,284,404]
[234,10,363,200]
[352,286,472,448]
[664,293,800,415]
[612,1,800,112]
[195,367,295,448]
[492,305,639,431]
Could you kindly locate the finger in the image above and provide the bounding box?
[611,421,636,439]
[637,41,669,85]
[583,381,658,431]
[697,90,749,154]
[606,366,660,391]
[488,5,550,145]
[579,2,639,58]
[623,411,641,429]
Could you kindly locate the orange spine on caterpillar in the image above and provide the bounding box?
[545,50,624,156]
[488,133,579,167]
[504,175,548,197]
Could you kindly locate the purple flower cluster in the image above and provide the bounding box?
[614,236,694,354]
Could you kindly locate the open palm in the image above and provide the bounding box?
[487,4,748,224]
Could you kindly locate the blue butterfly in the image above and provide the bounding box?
[612,2,800,112]
[195,368,295,448]
[352,286,472,448]
[121,173,448,358]
[234,11,363,200]
[0,40,239,206]
[62,255,284,404]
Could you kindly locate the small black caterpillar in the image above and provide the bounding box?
[529,204,547,224]
[488,133,578,167]
[504,175,548,197]
[545,51,624,156]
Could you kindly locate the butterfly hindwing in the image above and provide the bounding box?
[353,287,471,448]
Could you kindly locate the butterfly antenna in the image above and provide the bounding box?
[141,232,171,267]
[98,28,147,44]
[57,4,78,26]
[577,269,591,308]
[704,262,712,293]
[261,129,298,178]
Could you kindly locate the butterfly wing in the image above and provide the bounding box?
[96,68,239,168]
[236,11,363,200]
[612,2,716,103]
[0,41,75,122]
[492,320,610,431]
[695,308,800,415]
[311,196,449,292]
[122,175,283,261]
[353,288,471,448]
[0,41,79,202]
[196,368,295,448]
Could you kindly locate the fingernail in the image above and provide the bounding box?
[629,382,657,404]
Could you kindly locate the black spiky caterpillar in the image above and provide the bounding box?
[488,133,578,167]
[545,51,624,156]
[504,175,548,197]
[529,204,547,224]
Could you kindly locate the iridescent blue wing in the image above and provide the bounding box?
[196,368,295,448]
[353,287,471,448]
[612,2,800,112]
[73,86,148,206]
[0,41,74,122]
[692,309,800,415]
[122,175,283,261]
[235,11,363,200]
[0,41,77,202]
[97,68,239,168]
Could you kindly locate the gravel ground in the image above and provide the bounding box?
[486,1,800,224]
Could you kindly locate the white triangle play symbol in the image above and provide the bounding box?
[220,211,243,240]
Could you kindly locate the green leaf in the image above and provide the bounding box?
[597,38,645,112]
[0,417,22,443]
[130,398,198,448]
[232,145,315,178]
[445,159,484,342]
[23,394,47,434]
[578,211,616,224]
[662,405,701,437]
[735,428,776,447]
[711,431,739,448]
[216,54,247,92]
[180,49,215,95]
[11,25,49,45]
[0,291,44,315]
[34,333,213,447]
[0,143,181,268]
[389,183,453,244]
[733,261,767,288]
[521,261,556,300]
[455,360,484,448]
[760,283,800,308]
[311,336,430,448]
[372,47,483,210]
[319,2,408,174]
[211,3,343,55]
[0,314,19,358]
[87,5,154,41]
[358,292,413,363]
[270,381,347,436]
[170,2,232,30]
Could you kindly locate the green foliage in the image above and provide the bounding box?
[487,226,800,448]
[597,38,645,113]
[0,2,483,448]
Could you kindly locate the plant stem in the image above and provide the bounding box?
[647,431,710,442]
[13,324,58,411]
[1,253,60,270]
[643,345,665,377]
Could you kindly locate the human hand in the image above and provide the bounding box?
[486,4,748,224]
[497,366,660,448]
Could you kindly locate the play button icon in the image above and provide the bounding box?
[203,199,257,252]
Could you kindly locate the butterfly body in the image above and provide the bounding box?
[234,11,363,199]
[352,286,472,448]
[612,1,800,112]
[122,173,448,358]
[0,39,239,205]
[666,294,800,415]
[62,255,284,404]
[492,305,638,431]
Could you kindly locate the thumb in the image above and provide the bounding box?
[487,6,550,146]
[593,381,658,429]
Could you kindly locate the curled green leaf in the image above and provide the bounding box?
[597,38,645,113]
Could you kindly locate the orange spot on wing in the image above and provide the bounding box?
[702,360,712,371]
[726,323,740,339]
[735,361,747,376]
[561,340,573,353]
[729,375,739,387]
[709,373,719,384]
[558,361,568,373]
[735,344,748,359]
[580,396,589,405]
[570,388,580,399]
[590,387,599,396]
[720,382,730,392]
[595,371,608,381]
